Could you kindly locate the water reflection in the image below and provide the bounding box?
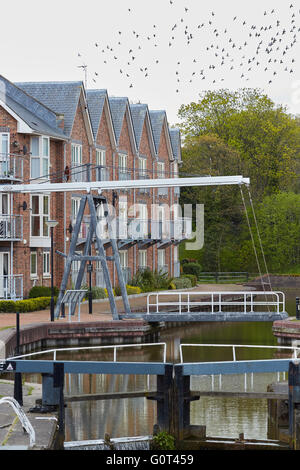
[26,287,299,442]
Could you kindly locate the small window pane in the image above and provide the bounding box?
[42,138,49,157]
[31,137,39,156]
[31,216,40,236]
[31,158,40,178]
[31,196,39,214]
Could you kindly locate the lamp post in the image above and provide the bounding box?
[46,220,58,322]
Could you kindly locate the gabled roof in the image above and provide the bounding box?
[0,75,66,139]
[108,97,137,152]
[15,81,83,138]
[149,110,173,159]
[86,89,107,140]
[169,128,182,162]
[130,103,156,157]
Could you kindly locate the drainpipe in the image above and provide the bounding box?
[63,142,67,267]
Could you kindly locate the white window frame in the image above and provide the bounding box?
[71,143,83,182]
[0,132,9,157]
[119,250,128,268]
[30,136,50,179]
[30,251,38,278]
[30,194,50,238]
[96,148,106,166]
[157,161,165,178]
[138,157,147,177]
[138,250,147,268]
[43,251,50,277]
[157,249,165,268]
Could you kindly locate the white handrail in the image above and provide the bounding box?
[0,396,36,448]
[179,343,300,363]
[6,342,167,363]
[147,291,286,315]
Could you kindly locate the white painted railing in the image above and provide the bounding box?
[146,291,286,314]
[179,343,300,364]
[0,396,36,448]
[7,342,167,363]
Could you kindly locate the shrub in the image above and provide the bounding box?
[0,296,51,313]
[91,287,107,299]
[182,262,202,280]
[172,277,192,289]
[152,431,175,450]
[180,273,197,286]
[29,285,59,298]
[114,285,142,296]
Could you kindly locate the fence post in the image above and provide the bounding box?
[296,298,300,320]
[288,360,300,449]
[153,364,173,432]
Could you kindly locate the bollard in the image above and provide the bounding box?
[288,361,300,449]
[296,297,300,320]
[13,312,23,406]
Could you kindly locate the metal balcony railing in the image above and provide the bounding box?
[0,215,23,240]
[0,154,23,181]
[118,169,131,181]
[70,164,89,183]
[138,173,151,194]
[95,165,110,182]
[0,275,23,300]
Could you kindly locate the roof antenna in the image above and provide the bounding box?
[77,64,88,89]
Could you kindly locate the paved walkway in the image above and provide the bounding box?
[0,284,249,330]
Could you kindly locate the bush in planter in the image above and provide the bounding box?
[182,262,202,280]
[29,285,59,298]
[181,273,197,287]
[172,277,192,289]
[91,286,107,299]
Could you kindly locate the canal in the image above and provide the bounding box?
[27,287,300,443]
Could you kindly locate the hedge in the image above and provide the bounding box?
[182,262,202,280]
[0,296,51,313]
[91,286,107,299]
[180,273,198,287]
[29,286,59,298]
[172,277,192,289]
[114,285,142,296]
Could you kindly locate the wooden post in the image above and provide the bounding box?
[288,361,300,449]
[155,364,173,432]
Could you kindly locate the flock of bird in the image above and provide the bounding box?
[77,2,300,94]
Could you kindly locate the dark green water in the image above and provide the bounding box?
[62,286,299,443]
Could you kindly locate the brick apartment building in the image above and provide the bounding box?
[0,74,190,299]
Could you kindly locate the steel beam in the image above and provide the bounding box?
[0,175,250,193]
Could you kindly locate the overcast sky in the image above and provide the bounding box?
[2,0,300,126]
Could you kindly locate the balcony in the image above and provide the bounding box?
[118,169,131,181]
[0,215,23,241]
[0,154,23,181]
[0,275,23,300]
[70,164,89,183]
[138,173,151,195]
[95,165,110,182]
[157,187,168,197]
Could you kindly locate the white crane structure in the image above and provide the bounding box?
[0,175,250,320]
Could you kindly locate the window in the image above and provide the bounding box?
[0,133,9,176]
[138,250,147,268]
[71,144,83,182]
[157,249,165,268]
[157,162,165,178]
[31,195,49,237]
[96,149,108,181]
[119,153,129,180]
[30,250,37,278]
[30,136,49,179]
[43,251,50,276]
[138,157,147,177]
[119,250,128,268]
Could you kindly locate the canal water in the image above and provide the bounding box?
[27,287,300,442]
